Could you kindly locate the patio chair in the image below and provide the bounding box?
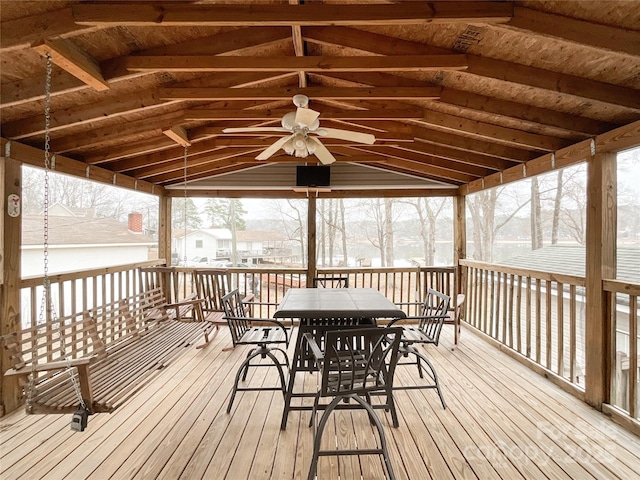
[388,288,450,408]
[304,326,402,480]
[194,269,255,349]
[221,289,292,413]
[312,276,349,288]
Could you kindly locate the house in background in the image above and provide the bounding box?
[173,228,232,264]
[174,228,292,266]
[22,209,155,277]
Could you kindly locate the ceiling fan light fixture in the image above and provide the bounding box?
[281,111,296,130]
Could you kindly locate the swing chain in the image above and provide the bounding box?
[183,145,188,264]
[27,54,87,417]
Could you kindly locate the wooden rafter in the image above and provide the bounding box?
[72,2,513,27]
[126,55,468,72]
[158,87,442,101]
[33,39,109,91]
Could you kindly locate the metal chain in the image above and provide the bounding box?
[183,146,188,264]
[28,54,86,413]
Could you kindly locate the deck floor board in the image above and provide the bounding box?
[1,326,639,480]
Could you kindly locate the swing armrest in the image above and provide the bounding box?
[4,356,96,376]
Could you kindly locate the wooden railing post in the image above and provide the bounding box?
[585,150,617,409]
[1,155,23,415]
[307,195,316,285]
[158,195,172,266]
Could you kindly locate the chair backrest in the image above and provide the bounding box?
[418,288,451,345]
[194,269,232,312]
[320,327,402,397]
[139,266,178,303]
[312,276,349,288]
[221,289,251,345]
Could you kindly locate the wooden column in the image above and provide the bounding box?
[1,157,23,415]
[453,195,466,294]
[306,195,316,286]
[585,151,617,409]
[453,195,467,345]
[158,195,172,266]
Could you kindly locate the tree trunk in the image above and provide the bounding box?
[384,199,394,267]
[340,199,348,266]
[551,169,563,245]
[531,177,543,250]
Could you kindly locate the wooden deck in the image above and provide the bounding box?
[2,327,639,480]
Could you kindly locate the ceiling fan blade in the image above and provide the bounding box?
[308,137,336,165]
[255,135,294,160]
[222,127,290,133]
[316,127,376,144]
[294,107,321,127]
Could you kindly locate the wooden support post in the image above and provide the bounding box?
[1,156,23,415]
[307,195,316,286]
[158,195,172,266]
[585,150,617,409]
[453,195,467,345]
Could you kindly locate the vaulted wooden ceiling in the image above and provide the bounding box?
[1,1,639,198]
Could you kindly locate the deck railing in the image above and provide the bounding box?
[19,260,161,330]
[604,279,640,423]
[460,259,587,396]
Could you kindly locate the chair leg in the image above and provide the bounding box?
[227,349,263,413]
[264,350,288,398]
[307,395,344,480]
[413,349,446,409]
[351,395,396,480]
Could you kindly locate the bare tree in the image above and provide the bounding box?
[551,169,564,244]
[531,177,543,250]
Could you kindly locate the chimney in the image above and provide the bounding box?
[128,212,143,233]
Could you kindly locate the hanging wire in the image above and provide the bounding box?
[29,54,86,414]
[182,145,188,265]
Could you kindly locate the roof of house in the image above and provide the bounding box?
[22,215,155,246]
[236,230,286,242]
[499,244,640,283]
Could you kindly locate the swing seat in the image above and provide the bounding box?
[1,287,216,414]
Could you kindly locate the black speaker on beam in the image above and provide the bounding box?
[296,165,330,187]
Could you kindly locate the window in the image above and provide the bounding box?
[195,240,203,249]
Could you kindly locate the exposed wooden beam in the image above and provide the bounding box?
[334,145,490,177]
[133,148,264,179]
[2,72,295,139]
[2,138,161,195]
[171,188,460,199]
[158,87,442,101]
[508,6,640,58]
[73,2,513,27]
[303,26,451,56]
[466,56,640,111]
[184,108,425,121]
[461,120,640,195]
[163,126,191,147]
[407,112,567,151]
[440,89,612,136]
[290,0,307,88]
[33,39,109,91]
[305,25,640,111]
[1,26,291,108]
[385,142,516,172]
[0,8,97,52]
[410,124,536,163]
[49,111,185,153]
[126,55,468,72]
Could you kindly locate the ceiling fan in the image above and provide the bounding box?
[221,94,375,165]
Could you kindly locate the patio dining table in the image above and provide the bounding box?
[274,288,406,429]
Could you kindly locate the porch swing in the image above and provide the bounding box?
[1,56,216,429]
